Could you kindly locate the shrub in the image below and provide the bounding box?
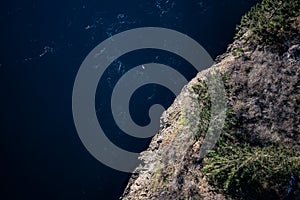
[203,138,300,199]
[235,0,300,47]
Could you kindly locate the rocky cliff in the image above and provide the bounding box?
[121,0,300,199]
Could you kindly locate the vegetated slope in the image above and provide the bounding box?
[121,0,300,199]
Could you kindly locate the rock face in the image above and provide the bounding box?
[121,47,300,200]
[121,65,228,200]
[121,2,300,199]
[225,45,300,150]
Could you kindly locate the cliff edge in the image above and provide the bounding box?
[121,1,300,199]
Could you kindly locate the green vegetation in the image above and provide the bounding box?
[201,70,300,199]
[191,79,211,140]
[203,137,300,199]
[235,0,300,48]
[199,1,300,198]
[232,48,244,57]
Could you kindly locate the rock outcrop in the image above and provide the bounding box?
[121,1,300,199]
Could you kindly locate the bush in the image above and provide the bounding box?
[203,138,300,199]
[235,0,300,47]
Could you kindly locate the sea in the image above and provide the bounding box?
[0,0,259,199]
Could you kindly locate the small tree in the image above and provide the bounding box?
[235,0,300,48]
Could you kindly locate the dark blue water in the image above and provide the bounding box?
[0,0,259,199]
